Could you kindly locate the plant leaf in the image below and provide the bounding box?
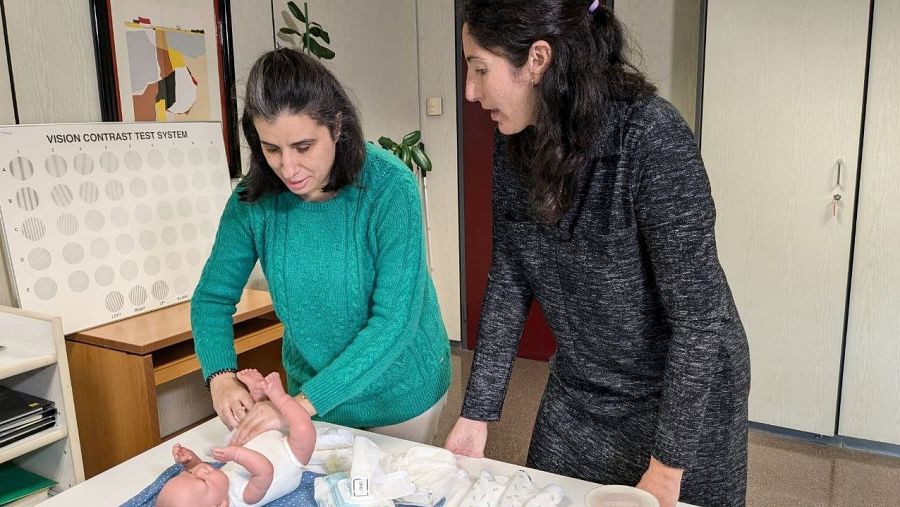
[306,36,324,54]
[309,26,331,44]
[401,130,421,145]
[319,46,335,59]
[307,37,335,60]
[410,145,432,172]
[401,147,413,169]
[287,1,307,23]
[377,137,395,149]
[279,27,302,36]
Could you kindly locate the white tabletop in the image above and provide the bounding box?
[43,418,695,506]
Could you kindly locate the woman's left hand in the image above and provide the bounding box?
[228,400,288,446]
[636,455,683,507]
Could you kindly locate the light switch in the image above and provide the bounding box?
[426,97,443,116]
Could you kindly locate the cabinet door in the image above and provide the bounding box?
[839,0,900,446]
[701,1,869,434]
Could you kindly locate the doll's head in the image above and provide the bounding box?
[156,462,229,507]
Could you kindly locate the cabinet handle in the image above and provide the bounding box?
[836,159,843,186]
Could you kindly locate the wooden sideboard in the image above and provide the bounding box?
[65,289,283,478]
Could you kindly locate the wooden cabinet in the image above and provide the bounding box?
[838,0,900,446]
[701,0,870,435]
[0,305,84,492]
[703,0,900,445]
[65,289,284,478]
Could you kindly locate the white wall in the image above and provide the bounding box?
[0,14,14,125]
[415,0,461,342]
[3,0,101,124]
[231,0,276,176]
[616,0,702,131]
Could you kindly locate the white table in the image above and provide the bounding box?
[43,418,695,506]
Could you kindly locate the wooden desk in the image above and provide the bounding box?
[65,289,284,478]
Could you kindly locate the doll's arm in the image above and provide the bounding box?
[212,446,273,504]
[172,444,203,471]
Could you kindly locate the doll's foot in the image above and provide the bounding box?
[262,372,290,404]
[237,369,267,401]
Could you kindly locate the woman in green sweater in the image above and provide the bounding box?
[191,48,451,445]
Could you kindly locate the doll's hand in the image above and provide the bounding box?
[172,444,189,463]
[172,444,201,469]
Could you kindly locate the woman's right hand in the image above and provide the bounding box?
[444,417,489,458]
[210,373,255,429]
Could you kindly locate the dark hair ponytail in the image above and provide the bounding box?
[464,0,655,223]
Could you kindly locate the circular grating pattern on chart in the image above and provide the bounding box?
[29,247,52,271]
[16,187,39,211]
[57,213,78,235]
[10,157,34,180]
[74,153,94,175]
[45,155,67,178]
[0,123,233,333]
[80,182,100,204]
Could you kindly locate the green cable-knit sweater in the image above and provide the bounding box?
[191,143,451,428]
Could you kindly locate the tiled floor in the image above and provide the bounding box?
[434,347,900,506]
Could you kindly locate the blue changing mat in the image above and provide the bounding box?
[119,462,322,507]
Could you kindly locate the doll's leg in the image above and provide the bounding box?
[236,368,268,402]
[262,372,316,464]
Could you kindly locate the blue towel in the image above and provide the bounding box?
[119,462,322,507]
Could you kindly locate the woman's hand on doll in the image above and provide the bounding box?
[229,400,288,446]
[210,372,256,429]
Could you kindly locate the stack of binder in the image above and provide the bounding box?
[0,386,56,448]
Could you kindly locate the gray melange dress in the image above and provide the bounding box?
[461,95,751,507]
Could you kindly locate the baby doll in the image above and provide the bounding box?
[156,370,315,507]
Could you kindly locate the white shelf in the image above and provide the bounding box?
[0,310,58,380]
[0,355,57,381]
[0,426,67,464]
[0,305,84,490]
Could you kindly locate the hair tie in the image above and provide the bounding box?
[588,0,600,14]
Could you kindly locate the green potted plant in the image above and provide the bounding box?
[279,1,335,59]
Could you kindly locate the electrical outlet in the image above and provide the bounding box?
[426,97,443,116]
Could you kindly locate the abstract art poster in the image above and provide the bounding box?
[90,0,240,177]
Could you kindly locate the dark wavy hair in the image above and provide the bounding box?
[463,0,656,223]
[238,48,365,202]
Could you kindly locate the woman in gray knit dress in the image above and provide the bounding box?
[445,2,751,506]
